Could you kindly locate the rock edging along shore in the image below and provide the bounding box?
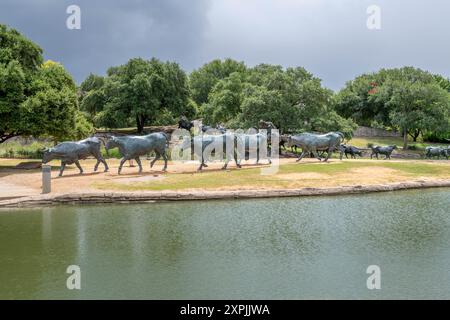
[1,180,449,208]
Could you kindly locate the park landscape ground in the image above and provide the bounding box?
[0,135,449,204]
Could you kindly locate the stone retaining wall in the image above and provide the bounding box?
[1,180,449,208]
[353,126,401,137]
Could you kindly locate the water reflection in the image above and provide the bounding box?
[0,188,449,299]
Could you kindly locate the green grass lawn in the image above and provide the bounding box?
[349,136,404,148]
[0,140,53,159]
[93,160,450,192]
[349,136,447,149]
[1,157,448,193]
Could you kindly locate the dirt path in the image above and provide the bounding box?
[0,182,37,200]
[0,158,293,196]
[1,158,449,199]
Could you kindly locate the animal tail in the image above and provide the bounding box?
[162,132,170,148]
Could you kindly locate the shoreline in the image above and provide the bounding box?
[1,179,449,208]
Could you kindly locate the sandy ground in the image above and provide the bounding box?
[1,157,449,199]
[0,158,283,198]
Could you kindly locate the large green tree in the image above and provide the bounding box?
[189,58,246,105]
[81,58,195,133]
[335,67,450,147]
[0,25,91,143]
[198,62,356,137]
[24,60,93,142]
[379,79,450,148]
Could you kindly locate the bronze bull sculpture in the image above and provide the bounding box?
[42,137,109,176]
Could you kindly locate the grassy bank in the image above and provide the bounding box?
[1,158,449,198]
[92,160,450,192]
[0,140,53,159]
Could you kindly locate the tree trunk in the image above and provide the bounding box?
[413,129,421,142]
[136,115,146,134]
[403,130,408,150]
[408,129,421,142]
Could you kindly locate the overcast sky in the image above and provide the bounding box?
[1,0,449,90]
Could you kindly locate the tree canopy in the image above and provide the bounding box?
[196,60,356,138]
[334,67,450,147]
[0,24,91,143]
[189,58,247,106]
[80,58,195,133]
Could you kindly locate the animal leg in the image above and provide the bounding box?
[75,160,83,174]
[221,160,229,170]
[312,149,322,162]
[322,149,332,162]
[233,150,242,168]
[161,151,168,171]
[59,161,66,177]
[135,157,143,173]
[102,158,109,172]
[150,152,161,168]
[197,152,206,171]
[94,160,100,172]
[297,150,307,162]
[95,152,109,172]
[118,158,127,174]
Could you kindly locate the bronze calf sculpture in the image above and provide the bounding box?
[340,145,365,160]
[370,145,398,160]
[425,146,449,160]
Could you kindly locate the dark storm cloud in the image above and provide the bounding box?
[205,0,450,90]
[0,0,211,83]
[1,0,450,90]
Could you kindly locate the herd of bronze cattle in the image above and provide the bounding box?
[41,119,450,176]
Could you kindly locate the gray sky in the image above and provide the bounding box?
[1,0,449,90]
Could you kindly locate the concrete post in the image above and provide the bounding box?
[42,164,51,194]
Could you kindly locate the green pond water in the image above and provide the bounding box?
[1,189,450,299]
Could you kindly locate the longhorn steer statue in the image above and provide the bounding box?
[105,132,169,174]
[180,133,240,171]
[42,137,109,177]
[287,132,343,162]
[370,145,398,160]
[235,133,272,165]
[178,117,194,131]
[178,117,223,133]
[425,146,449,160]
